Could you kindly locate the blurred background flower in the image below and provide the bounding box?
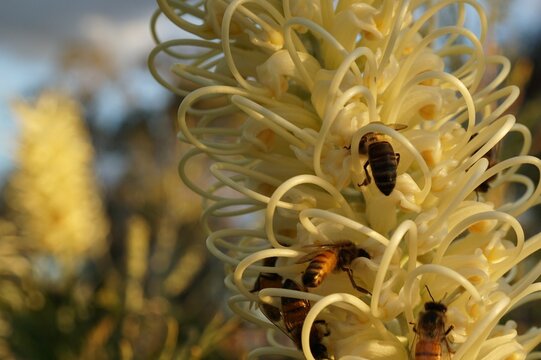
[0,1,253,359]
[1,0,541,359]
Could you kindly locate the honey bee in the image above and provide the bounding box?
[281,279,330,360]
[357,124,407,196]
[251,257,283,321]
[298,241,370,293]
[412,287,454,360]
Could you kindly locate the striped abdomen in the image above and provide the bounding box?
[302,250,338,288]
[281,279,310,346]
[368,141,398,196]
[252,257,283,321]
[253,272,283,321]
[415,340,442,360]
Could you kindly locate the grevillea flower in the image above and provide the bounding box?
[9,92,109,280]
[150,1,541,359]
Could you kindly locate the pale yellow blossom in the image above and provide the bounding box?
[151,0,541,359]
[9,92,109,278]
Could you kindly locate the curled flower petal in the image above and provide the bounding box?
[150,0,541,358]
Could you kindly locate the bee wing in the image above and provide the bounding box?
[300,243,342,248]
[296,250,322,264]
[258,299,282,323]
[260,308,302,348]
[390,123,408,131]
[366,121,408,131]
[296,244,342,264]
[260,304,305,349]
[253,289,292,343]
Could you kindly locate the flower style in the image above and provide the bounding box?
[150,1,541,359]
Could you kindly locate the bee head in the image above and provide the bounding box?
[356,248,370,259]
[424,301,447,313]
[423,285,447,313]
[358,132,378,154]
[337,245,370,269]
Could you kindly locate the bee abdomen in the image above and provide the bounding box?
[415,341,441,360]
[302,252,337,287]
[282,303,308,330]
[302,268,324,288]
[253,273,283,321]
[369,146,398,195]
[281,280,310,332]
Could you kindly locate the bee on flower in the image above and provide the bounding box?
[150,0,541,359]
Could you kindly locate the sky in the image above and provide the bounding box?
[0,0,540,182]
[0,1,182,181]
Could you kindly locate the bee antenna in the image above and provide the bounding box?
[425,285,436,302]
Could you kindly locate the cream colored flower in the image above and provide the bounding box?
[151,1,541,359]
[8,92,109,279]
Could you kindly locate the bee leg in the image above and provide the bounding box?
[444,325,454,335]
[443,325,455,354]
[344,267,370,294]
[359,161,371,187]
[395,153,400,165]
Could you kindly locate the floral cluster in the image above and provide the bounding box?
[9,92,109,279]
[150,1,541,359]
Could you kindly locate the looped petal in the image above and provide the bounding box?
[152,0,541,358]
